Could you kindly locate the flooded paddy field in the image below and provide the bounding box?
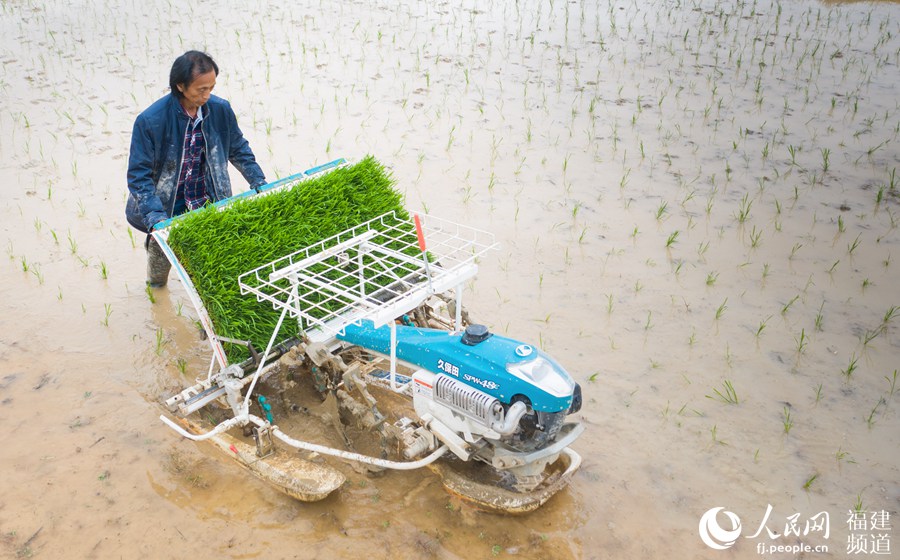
[0,0,897,558]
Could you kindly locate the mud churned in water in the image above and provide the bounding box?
[1,0,898,559]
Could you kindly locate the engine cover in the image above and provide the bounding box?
[412,370,505,442]
[338,320,579,413]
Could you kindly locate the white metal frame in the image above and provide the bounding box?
[238,211,497,395]
[238,211,497,342]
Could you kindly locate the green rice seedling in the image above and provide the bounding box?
[821,148,830,173]
[756,316,771,340]
[749,225,762,248]
[814,301,825,331]
[782,406,794,434]
[835,447,849,466]
[167,157,408,362]
[706,271,718,286]
[698,241,709,259]
[644,311,652,331]
[787,145,800,166]
[619,169,630,190]
[100,261,108,280]
[175,357,188,375]
[789,242,803,259]
[19,256,28,272]
[862,327,881,347]
[853,493,865,514]
[842,354,859,379]
[145,285,156,304]
[102,303,112,327]
[735,193,753,223]
[886,369,897,397]
[837,215,845,234]
[865,398,885,429]
[814,383,823,405]
[710,424,726,446]
[127,228,136,248]
[67,231,77,254]
[795,328,808,354]
[155,328,167,356]
[665,231,679,248]
[707,380,739,404]
[781,294,800,315]
[883,305,898,328]
[847,234,861,255]
[715,298,727,320]
[606,294,614,315]
[655,201,668,221]
[803,473,818,491]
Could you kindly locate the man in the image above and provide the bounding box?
[126,51,266,287]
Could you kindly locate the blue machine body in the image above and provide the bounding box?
[337,321,576,413]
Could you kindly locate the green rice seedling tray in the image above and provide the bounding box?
[151,156,409,367]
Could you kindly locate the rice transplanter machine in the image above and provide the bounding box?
[155,159,584,513]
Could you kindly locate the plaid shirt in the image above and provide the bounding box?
[176,106,209,211]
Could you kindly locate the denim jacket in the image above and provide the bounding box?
[125,93,265,232]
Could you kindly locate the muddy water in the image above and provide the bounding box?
[1,0,898,558]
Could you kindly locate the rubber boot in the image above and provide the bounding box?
[146,235,171,288]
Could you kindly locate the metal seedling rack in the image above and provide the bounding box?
[238,211,497,343]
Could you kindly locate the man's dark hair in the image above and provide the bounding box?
[169,51,219,98]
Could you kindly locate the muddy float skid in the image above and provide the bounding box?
[154,159,584,513]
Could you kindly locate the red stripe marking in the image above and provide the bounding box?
[414,214,427,252]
